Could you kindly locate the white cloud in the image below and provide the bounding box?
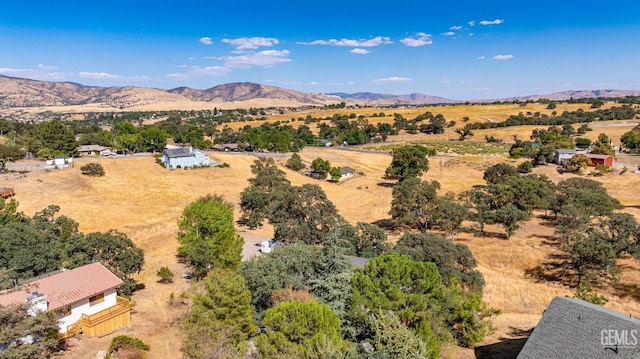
[480,19,504,25]
[79,71,121,79]
[400,32,432,47]
[199,37,213,45]
[189,66,231,76]
[371,76,412,85]
[477,55,485,60]
[37,64,58,70]
[468,20,476,26]
[166,73,189,80]
[176,64,189,68]
[350,48,370,55]
[220,49,291,68]
[222,37,279,50]
[0,67,65,80]
[492,54,513,60]
[441,77,451,84]
[442,31,455,36]
[450,25,462,30]
[298,36,392,47]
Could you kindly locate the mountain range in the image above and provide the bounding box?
[0,75,639,113]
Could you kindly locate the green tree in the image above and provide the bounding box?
[82,230,145,296]
[268,184,344,245]
[564,154,591,173]
[350,254,496,352]
[350,254,444,348]
[248,157,291,191]
[239,242,353,316]
[390,178,440,231]
[620,125,640,150]
[238,186,271,229]
[590,133,615,156]
[255,301,346,359]
[138,126,169,153]
[483,163,518,185]
[28,120,77,156]
[0,144,25,171]
[156,266,174,283]
[455,126,474,141]
[459,188,495,235]
[367,312,433,359]
[432,193,469,241]
[495,204,529,240]
[385,145,433,181]
[563,229,618,287]
[311,158,331,176]
[286,152,304,170]
[329,167,342,181]
[183,268,256,359]
[0,303,60,359]
[177,196,243,279]
[334,222,389,258]
[239,158,291,229]
[553,178,622,220]
[393,233,484,293]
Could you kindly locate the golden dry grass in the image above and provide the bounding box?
[2,113,640,357]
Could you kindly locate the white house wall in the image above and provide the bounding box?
[58,288,118,333]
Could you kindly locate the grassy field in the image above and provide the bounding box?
[3,104,640,358]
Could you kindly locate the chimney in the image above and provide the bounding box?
[26,292,48,316]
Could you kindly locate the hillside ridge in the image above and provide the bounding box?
[1,75,638,111]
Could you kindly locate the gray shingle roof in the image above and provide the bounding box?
[163,148,193,158]
[517,296,640,358]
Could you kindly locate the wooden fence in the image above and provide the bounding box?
[62,296,131,339]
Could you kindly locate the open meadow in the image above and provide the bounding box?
[2,106,640,358]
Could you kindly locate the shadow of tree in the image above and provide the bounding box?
[371,218,395,231]
[474,326,533,359]
[376,181,395,188]
[612,283,640,302]
[524,253,574,285]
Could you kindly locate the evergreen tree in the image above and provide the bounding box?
[183,268,256,359]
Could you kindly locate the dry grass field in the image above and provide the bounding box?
[2,108,640,358]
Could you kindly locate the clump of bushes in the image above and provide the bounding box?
[80,162,105,177]
[106,335,150,359]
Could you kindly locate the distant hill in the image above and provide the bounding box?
[327,92,456,104]
[0,75,638,112]
[499,89,640,102]
[169,82,332,105]
[0,76,340,110]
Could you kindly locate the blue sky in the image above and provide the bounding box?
[1,1,639,100]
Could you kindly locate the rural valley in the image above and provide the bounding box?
[1,76,640,359]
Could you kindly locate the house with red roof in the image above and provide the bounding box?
[0,262,131,338]
[585,153,614,168]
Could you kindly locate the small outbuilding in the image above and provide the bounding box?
[585,153,614,168]
[553,149,577,165]
[339,166,356,178]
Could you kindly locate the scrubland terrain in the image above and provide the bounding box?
[2,105,640,358]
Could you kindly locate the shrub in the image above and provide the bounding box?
[157,266,174,283]
[106,335,150,359]
[80,162,105,177]
[517,161,533,173]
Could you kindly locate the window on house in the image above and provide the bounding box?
[58,305,72,318]
[89,293,105,306]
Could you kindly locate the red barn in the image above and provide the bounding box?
[584,153,614,167]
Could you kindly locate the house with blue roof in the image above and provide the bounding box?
[161,147,210,169]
